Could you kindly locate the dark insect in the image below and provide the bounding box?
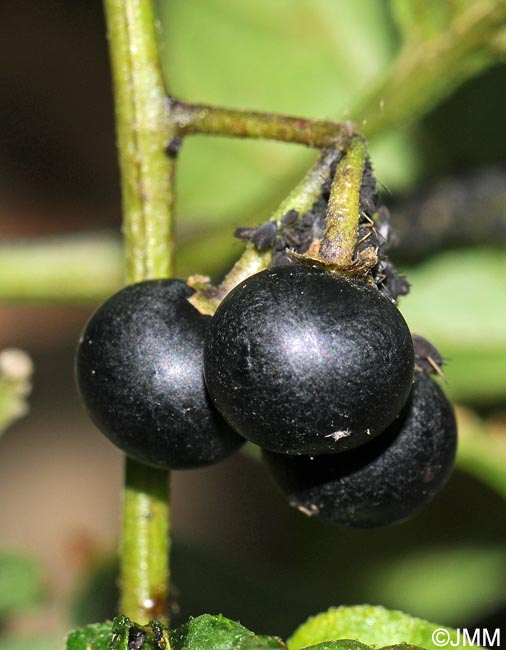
[234,226,257,240]
[412,333,445,377]
[165,137,182,159]
[251,220,278,250]
[281,209,299,225]
[128,628,146,650]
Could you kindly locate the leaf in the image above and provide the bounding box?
[398,249,506,404]
[169,614,287,650]
[0,552,42,616]
[302,645,425,650]
[287,605,482,650]
[457,408,506,498]
[66,622,113,650]
[298,642,372,650]
[156,0,413,235]
[365,545,506,623]
[66,615,285,650]
[67,616,176,650]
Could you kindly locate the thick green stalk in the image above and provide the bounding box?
[318,137,368,269]
[122,460,171,624]
[170,99,354,148]
[103,0,175,626]
[105,0,175,283]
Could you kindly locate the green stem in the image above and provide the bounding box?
[0,233,123,305]
[170,98,354,148]
[103,0,175,626]
[121,460,171,624]
[189,149,340,315]
[317,137,368,269]
[354,0,506,138]
[105,0,175,283]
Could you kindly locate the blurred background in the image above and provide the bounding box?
[0,1,505,648]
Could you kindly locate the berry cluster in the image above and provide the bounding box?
[75,160,457,528]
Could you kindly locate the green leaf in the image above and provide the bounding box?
[156,0,411,235]
[287,605,481,650]
[0,552,42,616]
[365,545,506,623]
[457,409,506,498]
[380,646,427,650]
[398,249,506,404]
[66,615,285,650]
[299,642,372,650]
[169,614,286,650]
[66,622,113,650]
[67,616,173,650]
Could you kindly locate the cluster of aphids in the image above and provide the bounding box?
[236,157,410,304]
[75,157,457,529]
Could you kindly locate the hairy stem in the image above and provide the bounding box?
[170,98,354,148]
[103,0,174,626]
[318,137,368,269]
[105,0,175,283]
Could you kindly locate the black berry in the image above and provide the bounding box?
[263,372,457,527]
[204,265,414,455]
[76,280,243,470]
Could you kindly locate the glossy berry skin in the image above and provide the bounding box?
[76,280,243,470]
[204,265,414,455]
[263,373,457,528]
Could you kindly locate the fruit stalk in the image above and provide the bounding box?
[169,98,354,148]
[103,0,174,626]
[318,136,368,270]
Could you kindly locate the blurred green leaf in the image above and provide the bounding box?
[287,605,477,650]
[169,614,286,650]
[399,249,506,403]
[0,552,42,616]
[366,545,506,623]
[457,409,506,497]
[157,0,418,233]
[70,558,118,627]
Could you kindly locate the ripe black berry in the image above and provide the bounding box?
[263,372,457,527]
[76,280,244,470]
[204,265,414,455]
